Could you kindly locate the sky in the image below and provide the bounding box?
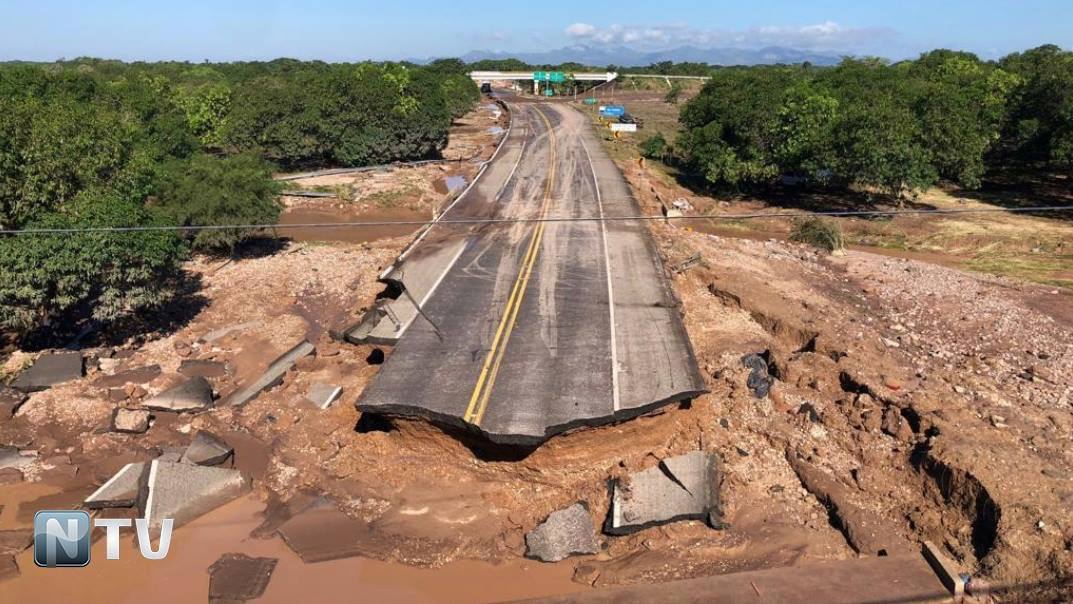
[2,0,1072,62]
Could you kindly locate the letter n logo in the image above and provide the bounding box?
[34,510,91,567]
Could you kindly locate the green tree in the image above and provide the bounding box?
[0,189,186,336]
[154,153,282,253]
[640,134,667,160]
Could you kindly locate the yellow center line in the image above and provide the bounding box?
[462,106,557,425]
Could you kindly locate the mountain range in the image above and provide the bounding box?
[446,44,848,67]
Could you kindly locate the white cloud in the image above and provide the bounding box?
[562,21,897,53]
[565,23,597,38]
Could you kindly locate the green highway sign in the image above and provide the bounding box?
[533,71,566,83]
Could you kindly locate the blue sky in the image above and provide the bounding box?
[2,0,1072,62]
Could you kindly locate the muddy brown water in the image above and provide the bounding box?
[278,206,427,244]
[0,491,585,603]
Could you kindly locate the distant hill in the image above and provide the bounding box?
[448,44,846,68]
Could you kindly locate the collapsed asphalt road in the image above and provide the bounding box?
[354,100,706,444]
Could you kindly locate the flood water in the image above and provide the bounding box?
[277,206,428,244]
[0,492,586,603]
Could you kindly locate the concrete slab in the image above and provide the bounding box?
[112,408,151,433]
[143,460,249,536]
[11,351,83,392]
[199,320,263,344]
[141,377,214,412]
[276,503,368,563]
[94,364,161,388]
[84,462,146,508]
[515,554,949,604]
[305,383,342,409]
[207,553,278,602]
[526,503,599,562]
[178,359,230,379]
[180,431,233,466]
[224,341,315,407]
[607,451,721,535]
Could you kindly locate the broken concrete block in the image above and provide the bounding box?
[141,377,214,412]
[923,541,966,597]
[0,387,27,418]
[112,408,151,434]
[85,462,146,509]
[156,447,185,463]
[180,431,233,466]
[178,359,229,379]
[225,340,315,407]
[306,383,342,409]
[94,364,161,388]
[11,351,83,392]
[606,451,722,535]
[525,503,599,562]
[208,553,278,602]
[143,460,249,536]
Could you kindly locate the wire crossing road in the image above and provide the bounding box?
[355,100,707,445]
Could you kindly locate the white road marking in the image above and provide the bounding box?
[578,133,621,412]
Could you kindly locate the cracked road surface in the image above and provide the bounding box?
[355,100,706,444]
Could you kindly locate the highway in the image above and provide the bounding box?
[354,97,707,445]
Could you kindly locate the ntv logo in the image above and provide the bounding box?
[33,511,174,567]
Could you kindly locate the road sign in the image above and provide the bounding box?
[610,123,637,133]
[533,71,566,83]
[600,105,625,117]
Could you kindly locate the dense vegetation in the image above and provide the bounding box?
[0,58,478,341]
[672,46,1073,197]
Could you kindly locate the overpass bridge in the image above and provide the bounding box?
[468,70,618,94]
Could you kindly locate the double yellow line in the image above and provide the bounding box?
[462,106,556,426]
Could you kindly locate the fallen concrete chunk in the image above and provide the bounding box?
[94,364,161,388]
[225,341,315,407]
[143,460,249,536]
[208,553,278,602]
[142,377,214,412]
[0,387,27,418]
[526,503,599,562]
[922,541,966,597]
[180,431,233,466]
[277,502,369,563]
[11,351,83,392]
[85,462,146,509]
[178,359,229,379]
[112,408,151,434]
[305,383,342,409]
[606,451,722,535]
[156,446,186,463]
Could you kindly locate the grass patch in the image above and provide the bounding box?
[364,184,420,209]
[790,217,845,253]
[966,254,1073,288]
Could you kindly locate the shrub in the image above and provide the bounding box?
[790,217,845,253]
[640,134,668,160]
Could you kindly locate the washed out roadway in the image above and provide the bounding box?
[356,100,706,445]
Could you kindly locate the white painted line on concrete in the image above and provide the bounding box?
[383,100,518,279]
[579,134,621,412]
[86,462,136,503]
[393,242,468,336]
[143,459,159,526]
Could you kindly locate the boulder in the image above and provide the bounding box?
[141,377,214,412]
[0,387,27,418]
[525,503,599,562]
[112,408,151,434]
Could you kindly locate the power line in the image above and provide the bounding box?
[1,205,1072,236]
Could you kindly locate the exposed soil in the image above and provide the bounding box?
[2,99,1072,601]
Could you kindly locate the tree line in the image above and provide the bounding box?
[0,58,478,342]
[666,46,1073,197]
